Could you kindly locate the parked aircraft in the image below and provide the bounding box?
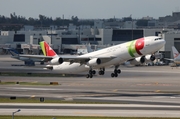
[38,36,165,78]
[77,44,93,55]
[165,46,180,66]
[8,48,44,66]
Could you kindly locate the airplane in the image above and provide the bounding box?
[165,46,180,66]
[77,44,93,55]
[37,36,165,78]
[8,48,45,66]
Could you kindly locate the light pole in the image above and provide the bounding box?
[51,27,52,44]
[12,109,21,119]
[132,18,133,40]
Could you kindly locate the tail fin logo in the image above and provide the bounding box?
[172,46,180,59]
[174,53,179,58]
[40,41,57,57]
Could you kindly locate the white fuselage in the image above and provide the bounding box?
[52,36,165,74]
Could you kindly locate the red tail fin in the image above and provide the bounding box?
[40,41,57,57]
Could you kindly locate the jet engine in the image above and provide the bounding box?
[45,65,53,70]
[87,58,101,66]
[145,55,155,62]
[50,57,63,65]
[129,56,145,65]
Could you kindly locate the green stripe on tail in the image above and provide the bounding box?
[39,41,46,56]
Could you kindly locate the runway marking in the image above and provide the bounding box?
[155,90,161,92]
[170,97,176,99]
[5,87,113,93]
[122,69,180,74]
[30,95,36,98]
[64,98,73,101]
[112,89,118,92]
[137,83,173,86]
[74,111,103,116]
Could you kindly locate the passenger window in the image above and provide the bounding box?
[155,38,162,41]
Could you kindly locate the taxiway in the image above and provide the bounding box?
[0,55,180,117]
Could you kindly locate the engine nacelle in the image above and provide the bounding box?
[129,56,145,65]
[50,57,63,65]
[45,65,53,70]
[87,58,101,66]
[145,55,155,62]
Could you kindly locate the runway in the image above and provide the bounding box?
[0,55,180,117]
[0,103,180,117]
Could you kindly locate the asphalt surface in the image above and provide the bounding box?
[1,104,180,117]
[0,55,180,117]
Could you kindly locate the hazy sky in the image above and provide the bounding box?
[0,0,180,19]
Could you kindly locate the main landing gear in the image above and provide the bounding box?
[111,65,121,77]
[98,68,105,75]
[86,66,121,78]
[86,67,105,78]
[86,69,96,78]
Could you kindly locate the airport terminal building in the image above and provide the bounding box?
[0,27,179,59]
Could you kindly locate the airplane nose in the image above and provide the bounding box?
[155,39,166,48]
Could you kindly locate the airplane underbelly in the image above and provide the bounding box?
[95,57,124,68]
[53,62,88,74]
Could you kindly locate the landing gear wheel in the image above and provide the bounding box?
[87,69,95,78]
[111,73,115,77]
[89,74,93,78]
[114,73,118,77]
[117,69,121,74]
[89,70,92,74]
[114,69,121,74]
[99,71,105,75]
[86,74,90,78]
[112,67,121,77]
[92,70,96,75]
[114,69,117,74]
[98,71,101,75]
[101,71,104,75]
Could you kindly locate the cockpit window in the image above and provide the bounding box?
[155,38,162,41]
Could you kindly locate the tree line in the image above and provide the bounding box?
[0,13,150,31]
[0,13,94,30]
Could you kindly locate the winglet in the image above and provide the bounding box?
[39,41,58,57]
[172,46,180,59]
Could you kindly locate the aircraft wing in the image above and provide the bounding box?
[64,55,116,64]
[18,54,116,64]
[18,54,53,62]
[164,58,174,62]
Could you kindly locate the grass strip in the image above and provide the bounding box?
[0,72,84,77]
[0,81,50,86]
[0,97,125,104]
